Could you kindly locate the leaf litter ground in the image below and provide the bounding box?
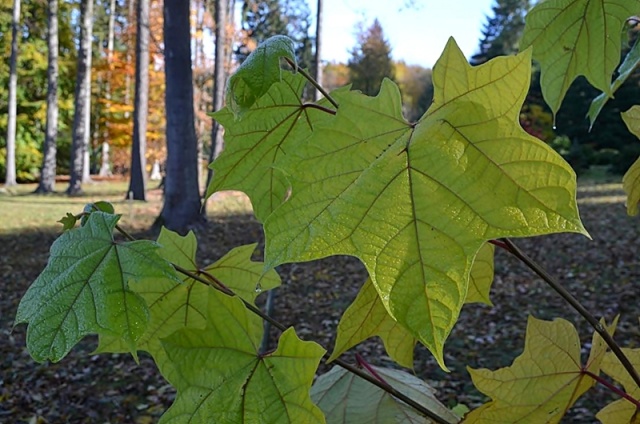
[1,182,639,423]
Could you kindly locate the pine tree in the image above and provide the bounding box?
[236,0,312,67]
[348,19,394,96]
[470,0,530,65]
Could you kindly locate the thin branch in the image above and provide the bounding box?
[284,56,339,109]
[502,238,640,390]
[583,369,640,408]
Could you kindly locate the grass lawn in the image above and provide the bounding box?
[0,178,252,234]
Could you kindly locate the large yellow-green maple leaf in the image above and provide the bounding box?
[621,106,640,216]
[520,0,640,116]
[465,316,616,423]
[264,38,586,368]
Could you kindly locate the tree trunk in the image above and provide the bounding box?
[203,0,228,213]
[67,0,94,195]
[127,0,150,201]
[157,0,203,233]
[99,0,117,177]
[313,0,322,101]
[36,0,59,193]
[5,0,21,187]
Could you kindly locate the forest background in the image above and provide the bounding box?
[3,0,640,203]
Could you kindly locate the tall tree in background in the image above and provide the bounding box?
[237,0,313,67]
[158,0,203,232]
[99,0,117,177]
[127,0,150,200]
[204,0,228,212]
[470,0,530,65]
[35,0,58,193]
[4,0,21,187]
[67,0,94,195]
[313,0,322,100]
[348,19,394,96]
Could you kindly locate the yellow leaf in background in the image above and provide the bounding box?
[597,344,640,424]
[465,316,616,423]
[621,107,640,216]
[328,278,416,368]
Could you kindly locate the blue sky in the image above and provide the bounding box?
[312,0,496,68]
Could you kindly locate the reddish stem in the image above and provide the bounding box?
[489,239,509,251]
[356,353,391,387]
[583,369,640,408]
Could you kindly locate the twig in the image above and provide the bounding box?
[583,369,640,408]
[501,238,640,390]
[283,57,339,109]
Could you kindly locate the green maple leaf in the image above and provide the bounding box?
[206,71,339,221]
[597,347,640,424]
[465,243,495,306]
[310,365,460,424]
[466,316,616,423]
[57,212,77,231]
[159,289,325,424]
[14,212,179,362]
[520,0,640,115]
[226,34,297,116]
[328,244,493,369]
[95,228,280,384]
[588,39,640,129]
[621,106,640,216]
[264,38,586,368]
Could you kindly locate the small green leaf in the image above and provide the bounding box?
[465,243,495,306]
[58,212,77,231]
[621,106,640,216]
[520,0,640,116]
[329,278,416,368]
[159,289,325,424]
[92,201,116,214]
[207,71,338,221]
[466,316,616,423]
[226,35,297,116]
[588,39,640,129]
[311,365,460,424]
[15,212,179,362]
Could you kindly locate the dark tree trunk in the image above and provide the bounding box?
[203,0,228,213]
[36,0,59,194]
[5,0,20,187]
[67,0,94,196]
[157,0,203,233]
[127,0,150,201]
